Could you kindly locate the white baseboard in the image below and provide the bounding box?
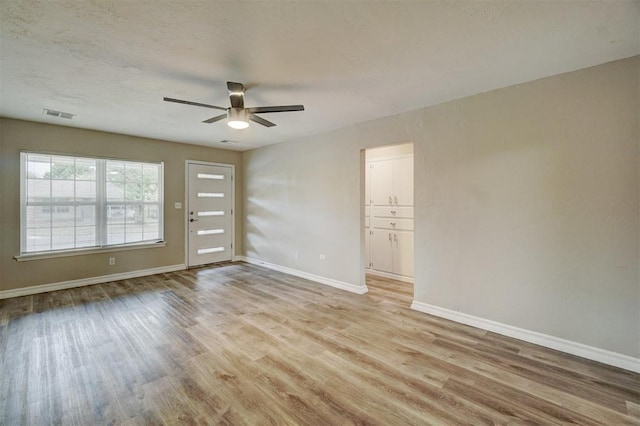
[411,300,640,373]
[365,268,414,284]
[237,256,368,295]
[0,264,186,300]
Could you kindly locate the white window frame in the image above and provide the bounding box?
[16,151,165,261]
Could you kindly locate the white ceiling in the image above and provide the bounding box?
[1,1,638,152]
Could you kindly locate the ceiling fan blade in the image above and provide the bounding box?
[164,97,227,111]
[247,105,305,114]
[249,114,276,127]
[202,113,227,124]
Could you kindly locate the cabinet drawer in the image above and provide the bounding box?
[372,217,414,231]
[372,206,413,218]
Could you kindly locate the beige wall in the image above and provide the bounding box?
[0,119,243,291]
[243,56,639,357]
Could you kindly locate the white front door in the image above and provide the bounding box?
[187,162,233,267]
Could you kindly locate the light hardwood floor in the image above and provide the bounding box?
[1,262,638,425]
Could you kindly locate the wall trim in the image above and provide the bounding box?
[0,264,186,300]
[410,300,640,373]
[365,268,414,284]
[237,256,368,295]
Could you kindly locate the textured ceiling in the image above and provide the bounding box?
[1,1,638,151]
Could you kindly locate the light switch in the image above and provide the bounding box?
[174,202,182,209]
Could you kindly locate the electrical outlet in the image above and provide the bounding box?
[319,254,325,260]
[109,257,115,266]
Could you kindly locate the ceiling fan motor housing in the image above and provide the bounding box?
[228,107,248,121]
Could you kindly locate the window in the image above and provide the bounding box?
[21,152,163,255]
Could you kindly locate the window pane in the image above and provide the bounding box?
[143,165,159,201]
[76,226,96,248]
[125,162,143,182]
[51,180,74,203]
[26,227,51,252]
[106,161,124,182]
[27,179,51,202]
[52,226,75,250]
[26,155,50,179]
[76,181,96,202]
[106,223,125,245]
[76,205,95,226]
[143,205,160,240]
[106,204,125,245]
[51,206,75,228]
[106,182,124,202]
[49,157,75,179]
[126,224,143,243]
[26,206,51,228]
[125,182,142,201]
[75,158,96,180]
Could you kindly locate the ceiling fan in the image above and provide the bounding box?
[164,81,304,129]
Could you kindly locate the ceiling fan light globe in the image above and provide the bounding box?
[228,120,249,129]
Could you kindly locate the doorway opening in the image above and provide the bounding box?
[363,143,414,302]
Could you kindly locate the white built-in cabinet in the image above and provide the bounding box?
[365,155,414,279]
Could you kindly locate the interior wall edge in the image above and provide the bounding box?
[0,263,186,300]
[237,256,368,295]
[411,300,640,373]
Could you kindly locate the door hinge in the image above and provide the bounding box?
[231,243,233,249]
[231,209,233,215]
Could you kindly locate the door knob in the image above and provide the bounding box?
[190,218,198,222]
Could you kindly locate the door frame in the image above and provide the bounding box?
[184,159,236,267]
[362,143,415,285]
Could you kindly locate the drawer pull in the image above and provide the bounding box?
[390,222,396,226]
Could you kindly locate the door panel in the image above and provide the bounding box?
[370,161,393,206]
[365,229,371,269]
[371,229,393,273]
[365,164,372,206]
[187,163,233,266]
[393,157,414,206]
[393,231,414,277]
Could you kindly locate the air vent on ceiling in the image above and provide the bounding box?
[218,139,238,144]
[42,109,74,119]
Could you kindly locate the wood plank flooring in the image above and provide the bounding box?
[1,262,638,425]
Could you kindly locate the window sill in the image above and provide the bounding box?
[14,241,167,262]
